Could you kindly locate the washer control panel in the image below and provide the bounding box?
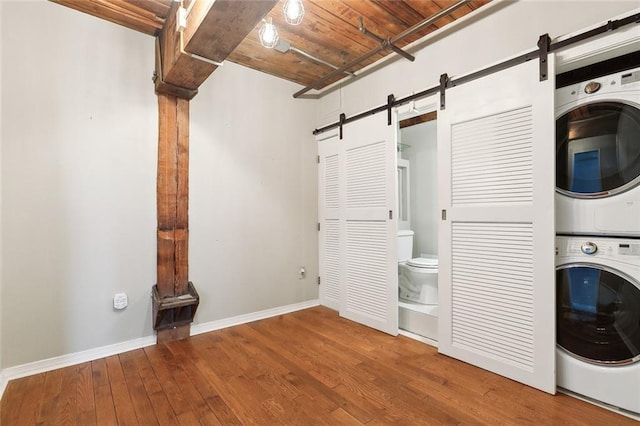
[555,66,640,111]
[557,236,640,262]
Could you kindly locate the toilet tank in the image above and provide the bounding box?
[397,230,414,262]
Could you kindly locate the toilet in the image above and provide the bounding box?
[397,230,438,305]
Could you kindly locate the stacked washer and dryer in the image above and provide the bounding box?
[555,63,640,415]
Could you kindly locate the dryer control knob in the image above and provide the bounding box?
[581,242,598,255]
[584,81,601,94]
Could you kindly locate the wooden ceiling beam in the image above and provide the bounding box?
[51,0,164,35]
[157,0,277,92]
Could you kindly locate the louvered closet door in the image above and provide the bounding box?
[318,132,341,310]
[437,57,556,393]
[340,114,398,335]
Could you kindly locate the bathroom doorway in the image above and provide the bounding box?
[397,110,439,344]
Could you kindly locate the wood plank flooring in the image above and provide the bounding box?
[1,306,636,425]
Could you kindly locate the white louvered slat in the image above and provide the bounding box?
[451,222,534,370]
[325,154,339,209]
[451,106,533,205]
[323,219,340,303]
[346,141,386,209]
[345,220,388,322]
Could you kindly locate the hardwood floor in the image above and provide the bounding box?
[1,306,636,425]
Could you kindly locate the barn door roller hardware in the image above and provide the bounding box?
[439,73,449,110]
[387,94,395,125]
[294,0,471,98]
[538,34,551,81]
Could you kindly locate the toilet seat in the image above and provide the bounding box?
[406,257,438,269]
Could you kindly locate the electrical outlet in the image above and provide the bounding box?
[114,293,128,310]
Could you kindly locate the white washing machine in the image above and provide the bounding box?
[556,235,640,415]
[555,67,640,237]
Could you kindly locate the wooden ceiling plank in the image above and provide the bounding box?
[122,0,171,18]
[401,0,450,30]
[319,0,412,40]
[51,0,162,35]
[433,1,474,20]
[372,0,425,27]
[228,37,338,85]
[272,7,383,65]
[364,0,440,47]
[303,0,383,53]
[468,1,492,11]
[99,0,161,22]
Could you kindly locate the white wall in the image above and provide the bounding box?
[189,62,318,322]
[1,1,157,368]
[318,1,639,125]
[400,121,438,257]
[1,0,318,369]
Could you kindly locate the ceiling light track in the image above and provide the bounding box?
[293,0,471,98]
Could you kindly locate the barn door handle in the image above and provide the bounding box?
[389,210,393,220]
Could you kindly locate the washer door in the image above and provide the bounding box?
[556,264,640,365]
[556,101,640,197]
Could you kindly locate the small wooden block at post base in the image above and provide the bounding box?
[157,324,190,344]
[152,281,199,340]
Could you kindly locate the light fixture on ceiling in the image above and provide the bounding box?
[283,0,305,25]
[259,17,279,48]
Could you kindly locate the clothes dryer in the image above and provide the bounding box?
[556,235,640,415]
[555,67,640,237]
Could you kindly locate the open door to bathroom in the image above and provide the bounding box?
[317,114,398,336]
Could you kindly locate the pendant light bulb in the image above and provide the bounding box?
[259,17,279,48]
[283,0,304,25]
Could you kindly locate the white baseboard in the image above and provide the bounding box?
[0,334,156,400]
[0,299,319,400]
[190,299,320,336]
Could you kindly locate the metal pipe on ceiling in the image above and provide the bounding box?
[293,0,471,98]
[358,17,415,63]
[275,40,354,77]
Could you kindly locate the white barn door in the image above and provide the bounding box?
[437,57,556,393]
[318,132,341,310]
[317,114,398,335]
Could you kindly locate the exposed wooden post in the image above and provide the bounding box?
[157,93,189,299]
[151,0,277,344]
[154,93,195,343]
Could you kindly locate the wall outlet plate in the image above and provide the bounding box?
[114,293,128,310]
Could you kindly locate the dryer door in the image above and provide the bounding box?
[556,101,640,197]
[556,264,640,365]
